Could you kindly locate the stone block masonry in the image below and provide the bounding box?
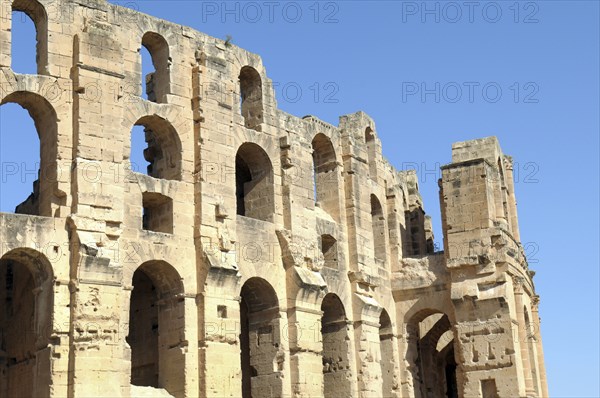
[0,0,547,396]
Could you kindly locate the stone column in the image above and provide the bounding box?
[352,295,384,398]
[513,281,535,396]
[69,280,126,397]
[182,295,199,397]
[503,157,521,241]
[276,309,294,398]
[287,306,323,397]
[398,326,420,398]
[201,292,243,398]
[279,241,332,398]
[48,281,71,398]
[531,297,549,398]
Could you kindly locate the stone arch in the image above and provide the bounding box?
[379,309,396,397]
[371,194,387,263]
[239,277,283,398]
[0,248,54,397]
[1,91,59,216]
[406,310,457,398]
[127,260,185,398]
[141,31,171,103]
[131,115,182,180]
[312,133,340,220]
[236,142,274,222]
[239,66,263,131]
[320,293,352,398]
[10,0,48,74]
[404,300,455,327]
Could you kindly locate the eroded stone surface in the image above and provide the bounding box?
[0,1,547,397]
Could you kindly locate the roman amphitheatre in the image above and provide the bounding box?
[0,0,547,396]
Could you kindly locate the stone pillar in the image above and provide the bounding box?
[280,243,329,397]
[276,309,294,398]
[287,306,323,397]
[353,295,384,398]
[67,11,129,394]
[386,188,404,272]
[355,319,384,398]
[531,297,549,398]
[398,325,420,398]
[379,331,400,398]
[522,295,543,398]
[339,113,380,277]
[183,295,199,397]
[48,281,72,398]
[279,134,316,231]
[514,281,535,396]
[200,285,243,398]
[503,157,521,241]
[69,279,126,397]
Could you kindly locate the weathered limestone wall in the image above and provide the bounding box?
[0,0,547,397]
[439,138,548,398]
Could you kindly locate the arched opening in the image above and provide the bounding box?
[239,66,263,131]
[10,8,36,74]
[0,91,59,216]
[239,278,282,398]
[379,309,395,397]
[11,0,48,74]
[365,127,377,178]
[140,32,171,103]
[407,312,458,398]
[127,261,185,397]
[371,194,386,263]
[0,102,39,213]
[130,125,149,175]
[312,134,340,220]
[443,348,458,398]
[321,294,352,398]
[235,143,274,222]
[404,206,428,256]
[139,45,153,100]
[0,248,53,397]
[437,332,458,398]
[129,115,182,180]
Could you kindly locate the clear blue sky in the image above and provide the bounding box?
[1,1,598,396]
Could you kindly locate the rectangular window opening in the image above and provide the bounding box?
[142,192,173,234]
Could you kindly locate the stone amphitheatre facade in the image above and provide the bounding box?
[0,0,548,397]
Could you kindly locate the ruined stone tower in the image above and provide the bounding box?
[0,0,548,397]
